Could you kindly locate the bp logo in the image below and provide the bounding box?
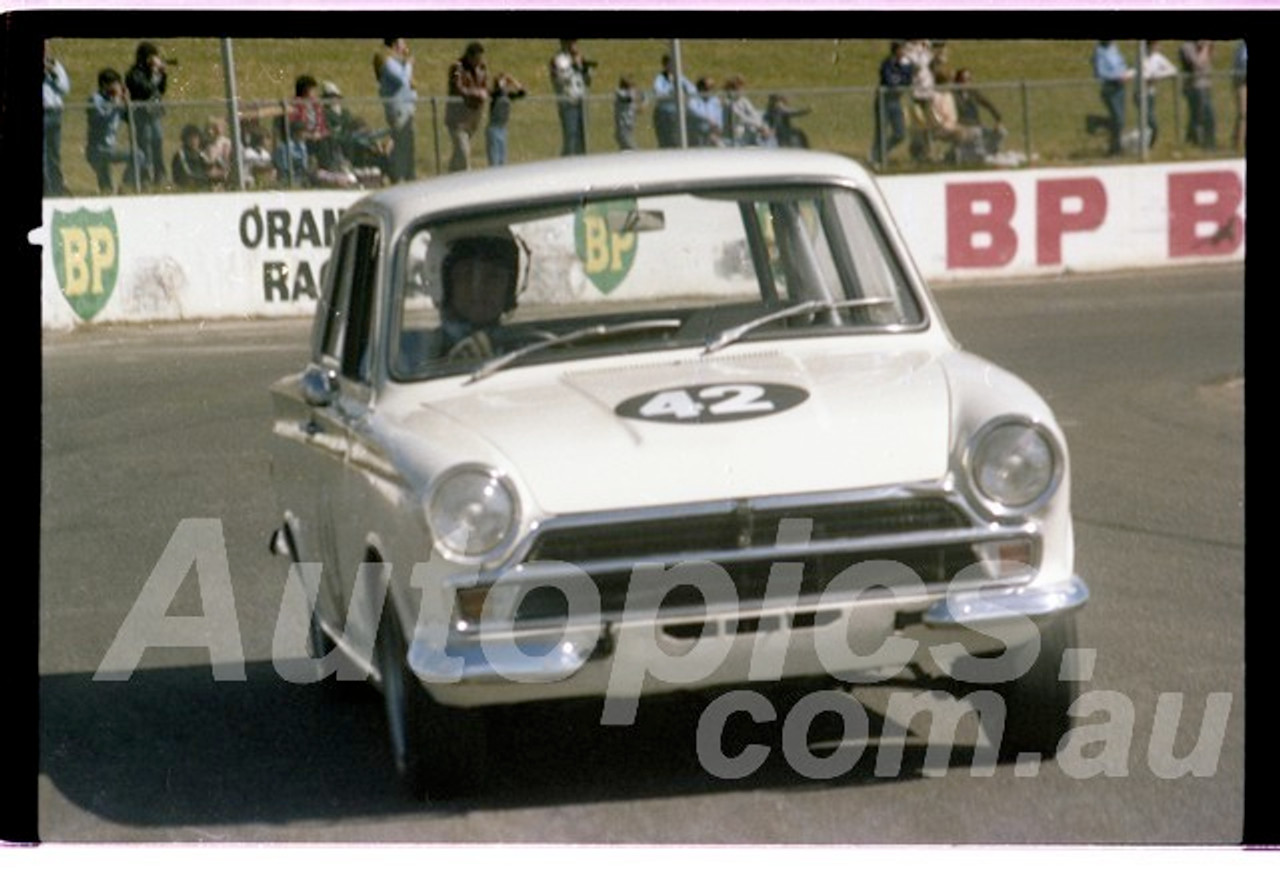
[574,198,638,295]
[52,208,120,321]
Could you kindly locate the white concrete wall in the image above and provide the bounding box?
[38,159,1244,330]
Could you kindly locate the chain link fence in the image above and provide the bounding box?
[46,71,1243,198]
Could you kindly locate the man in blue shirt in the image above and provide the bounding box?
[85,68,143,193]
[1092,40,1133,156]
[379,38,417,182]
[652,54,696,148]
[872,41,913,166]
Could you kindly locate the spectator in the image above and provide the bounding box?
[171,122,224,189]
[722,75,776,147]
[125,41,169,187]
[549,39,592,156]
[765,94,810,148]
[486,72,526,167]
[687,77,725,147]
[1179,40,1216,148]
[43,40,70,196]
[1135,40,1178,148]
[323,81,391,184]
[203,116,233,175]
[445,42,490,172]
[379,38,418,182]
[871,40,913,166]
[904,39,937,160]
[85,68,142,194]
[1092,40,1134,156]
[613,75,645,150]
[952,68,1006,158]
[929,70,983,163]
[652,54,695,148]
[1231,39,1246,153]
[238,119,275,187]
[274,119,310,186]
[290,74,339,170]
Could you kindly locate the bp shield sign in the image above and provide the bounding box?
[52,207,120,321]
[574,198,638,295]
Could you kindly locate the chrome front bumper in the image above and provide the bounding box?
[408,575,1089,708]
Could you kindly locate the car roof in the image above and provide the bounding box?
[348,148,880,226]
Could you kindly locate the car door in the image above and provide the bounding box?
[307,217,383,628]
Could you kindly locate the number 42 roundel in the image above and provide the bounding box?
[615,382,809,424]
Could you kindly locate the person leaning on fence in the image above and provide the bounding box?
[1091,40,1133,156]
[238,119,276,187]
[43,41,70,196]
[613,75,645,150]
[1134,41,1178,148]
[871,40,913,166]
[927,69,984,163]
[445,42,490,172]
[323,81,392,185]
[687,77,725,147]
[274,118,311,186]
[765,94,810,148]
[379,38,418,182]
[1180,40,1217,149]
[486,72,526,167]
[904,39,937,161]
[125,41,169,187]
[549,39,593,156]
[723,75,776,147]
[652,54,695,149]
[952,68,1006,159]
[171,122,226,190]
[85,68,143,194]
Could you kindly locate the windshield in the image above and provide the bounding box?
[390,184,925,382]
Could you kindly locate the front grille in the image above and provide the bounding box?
[526,498,969,563]
[484,495,1017,625]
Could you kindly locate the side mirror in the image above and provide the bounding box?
[301,364,338,407]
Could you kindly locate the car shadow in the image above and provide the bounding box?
[40,661,993,835]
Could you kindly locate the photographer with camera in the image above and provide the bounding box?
[549,38,595,156]
[126,41,172,188]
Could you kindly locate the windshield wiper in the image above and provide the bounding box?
[702,297,896,355]
[466,318,684,383]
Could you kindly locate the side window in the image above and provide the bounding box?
[318,228,356,363]
[341,225,380,382]
[317,222,381,383]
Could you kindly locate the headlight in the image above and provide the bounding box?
[426,466,519,561]
[968,418,1062,514]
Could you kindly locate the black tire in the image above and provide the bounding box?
[375,604,487,801]
[989,614,1080,760]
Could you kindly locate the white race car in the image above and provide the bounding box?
[268,148,1088,799]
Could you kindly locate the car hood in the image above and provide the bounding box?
[405,346,953,515]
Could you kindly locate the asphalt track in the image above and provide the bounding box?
[37,263,1245,844]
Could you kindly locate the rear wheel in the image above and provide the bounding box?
[375,604,487,801]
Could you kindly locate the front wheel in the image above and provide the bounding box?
[375,604,487,801]
[989,614,1080,760]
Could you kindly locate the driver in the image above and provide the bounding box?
[437,232,520,360]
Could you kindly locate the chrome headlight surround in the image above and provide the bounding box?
[964,416,1063,518]
[425,465,521,564]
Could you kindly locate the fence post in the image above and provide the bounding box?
[874,86,885,168]
[221,38,245,192]
[430,96,441,176]
[1019,80,1032,163]
[281,99,296,188]
[125,98,143,193]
